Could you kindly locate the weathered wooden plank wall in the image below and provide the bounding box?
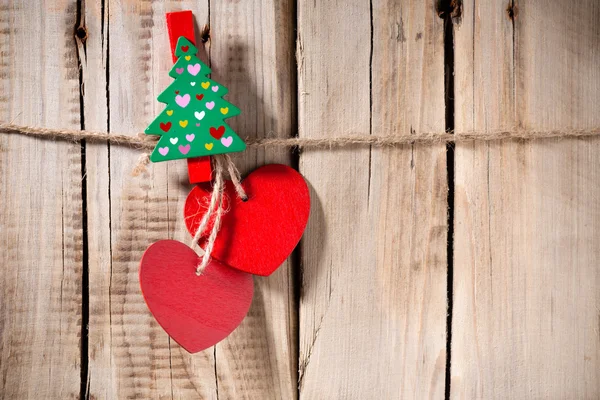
[1,1,599,399]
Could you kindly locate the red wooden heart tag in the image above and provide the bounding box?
[184,164,310,276]
[139,240,253,353]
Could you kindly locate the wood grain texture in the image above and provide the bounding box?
[209,1,298,398]
[451,1,600,398]
[0,1,83,398]
[297,0,448,398]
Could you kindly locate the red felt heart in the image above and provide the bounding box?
[196,94,204,101]
[209,126,225,140]
[160,121,172,132]
[181,45,189,52]
[175,90,180,94]
[184,164,310,276]
[139,240,253,353]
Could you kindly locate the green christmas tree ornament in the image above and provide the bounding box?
[145,37,246,162]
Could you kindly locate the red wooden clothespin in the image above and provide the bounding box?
[166,10,212,183]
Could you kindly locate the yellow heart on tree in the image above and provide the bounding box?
[205,143,214,150]
[220,107,229,115]
[179,120,188,128]
[166,110,173,116]
[185,55,191,61]
[201,82,210,89]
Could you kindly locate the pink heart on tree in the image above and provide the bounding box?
[186,134,195,142]
[158,147,169,156]
[221,136,233,147]
[187,63,201,76]
[175,67,184,74]
[212,86,219,92]
[179,144,191,155]
[175,94,190,108]
[206,101,215,110]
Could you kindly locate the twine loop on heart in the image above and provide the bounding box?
[190,154,247,275]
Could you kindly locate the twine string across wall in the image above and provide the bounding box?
[2,123,600,151]
[2,122,600,273]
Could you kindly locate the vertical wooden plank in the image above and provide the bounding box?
[210,1,298,398]
[0,1,83,399]
[452,1,600,398]
[106,3,172,396]
[369,1,449,397]
[298,0,448,398]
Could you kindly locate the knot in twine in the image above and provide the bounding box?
[189,154,247,275]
